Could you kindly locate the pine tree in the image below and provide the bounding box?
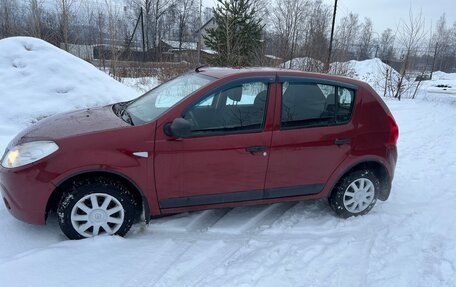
[204,0,263,67]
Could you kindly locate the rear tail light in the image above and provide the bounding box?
[387,114,399,145]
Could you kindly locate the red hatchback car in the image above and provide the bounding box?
[0,68,398,239]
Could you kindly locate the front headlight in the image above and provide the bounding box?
[1,141,59,169]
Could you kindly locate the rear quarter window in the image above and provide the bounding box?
[336,87,355,123]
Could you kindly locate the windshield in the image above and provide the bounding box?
[125,73,215,125]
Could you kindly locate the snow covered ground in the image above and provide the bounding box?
[420,72,456,104]
[121,76,160,94]
[281,57,324,72]
[330,58,405,95]
[1,37,456,286]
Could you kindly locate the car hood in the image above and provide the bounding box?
[10,105,129,146]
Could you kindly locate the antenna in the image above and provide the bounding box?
[195,65,206,73]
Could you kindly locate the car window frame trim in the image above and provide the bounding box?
[181,75,276,138]
[277,76,358,130]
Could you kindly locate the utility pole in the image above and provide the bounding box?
[140,7,146,62]
[325,0,338,72]
[197,0,202,64]
[126,8,146,62]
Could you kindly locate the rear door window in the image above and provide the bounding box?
[281,82,355,129]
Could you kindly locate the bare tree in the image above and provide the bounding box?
[129,0,152,49]
[301,0,331,66]
[129,0,175,61]
[357,17,373,60]
[154,0,176,47]
[394,9,426,100]
[450,21,456,71]
[271,0,308,68]
[56,0,77,51]
[98,0,130,78]
[176,0,195,59]
[97,10,107,68]
[251,0,270,20]
[334,13,360,62]
[0,0,21,38]
[430,14,452,73]
[26,0,43,38]
[378,28,395,61]
[330,12,360,74]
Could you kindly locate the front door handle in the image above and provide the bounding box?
[245,146,268,154]
[334,138,352,145]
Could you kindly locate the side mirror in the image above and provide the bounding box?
[164,118,192,138]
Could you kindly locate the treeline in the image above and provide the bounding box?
[0,0,202,56]
[1,0,456,75]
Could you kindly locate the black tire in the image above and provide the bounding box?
[329,169,380,218]
[57,178,138,240]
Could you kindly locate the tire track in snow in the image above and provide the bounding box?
[185,209,232,232]
[152,240,243,287]
[193,240,294,286]
[119,239,193,287]
[207,203,295,234]
[146,208,230,233]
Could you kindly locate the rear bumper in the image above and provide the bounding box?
[0,166,55,225]
[387,144,398,178]
[378,144,397,201]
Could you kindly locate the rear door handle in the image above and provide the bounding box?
[245,146,268,153]
[334,138,352,145]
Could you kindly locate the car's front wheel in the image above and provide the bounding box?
[57,178,138,239]
[329,169,379,218]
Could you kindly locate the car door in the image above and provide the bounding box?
[154,76,276,209]
[264,76,358,198]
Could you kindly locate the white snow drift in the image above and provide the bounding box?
[0,37,138,149]
[281,57,406,96]
[330,58,405,95]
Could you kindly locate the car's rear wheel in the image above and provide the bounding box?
[329,169,379,218]
[57,179,138,239]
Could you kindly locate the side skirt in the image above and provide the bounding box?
[158,184,324,209]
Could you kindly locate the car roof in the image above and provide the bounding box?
[198,67,368,88]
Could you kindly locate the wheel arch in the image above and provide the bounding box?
[46,169,150,223]
[328,159,392,201]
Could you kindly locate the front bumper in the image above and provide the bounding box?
[0,165,55,225]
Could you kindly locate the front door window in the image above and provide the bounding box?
[183,82,269,136]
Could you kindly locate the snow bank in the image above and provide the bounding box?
[331,60,456,103]
[279,57,404,97]
[281,57,324,72]
[121,77,160,93]
[418,72,456,104]
[330,58,405,96]
[431,71,456,81]
[0,37,139,149]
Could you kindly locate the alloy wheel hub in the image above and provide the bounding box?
[343,178,375,213]
[89,209,108,224]
[70,193,125,237]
